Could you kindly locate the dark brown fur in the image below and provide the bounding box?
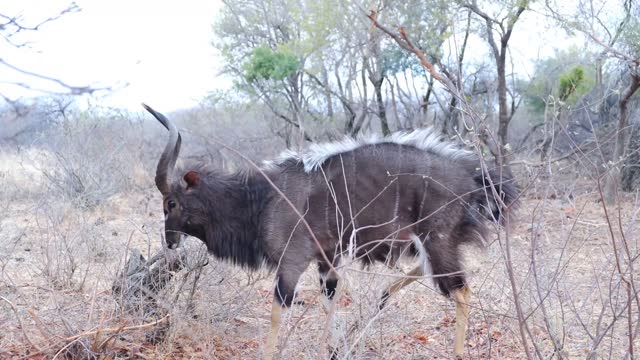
[144,103,517,357]
[163,143,517,306]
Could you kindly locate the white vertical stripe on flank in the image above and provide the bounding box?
[410,233,432,282]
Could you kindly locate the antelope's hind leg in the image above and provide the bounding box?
[318,259,339,313]
[318,259,340,359]
[452,285,471,359]
[379,265,423,309]
[380,234,429,309]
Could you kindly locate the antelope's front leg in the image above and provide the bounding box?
[264,299,283,360]
[264,269,304,359]
[452,286,471,359]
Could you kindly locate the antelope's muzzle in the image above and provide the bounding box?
[165,231,182,250]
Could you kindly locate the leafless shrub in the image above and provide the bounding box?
[36,117,140,208]
[29,200,113,290]
[2,92,640,359]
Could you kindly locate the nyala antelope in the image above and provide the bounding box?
[143,104,517,359]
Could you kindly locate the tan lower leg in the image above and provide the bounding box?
[321,283,338,315]
[385,265,424,296]
[320,278,343,350]
[264,300,283,360]
[453,286,471,358]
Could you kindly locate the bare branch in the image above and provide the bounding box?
[366,9,506,164]
[510,140,596,167]
[0,2,80,48]
[0,58,118,95]
[366,10,453,96]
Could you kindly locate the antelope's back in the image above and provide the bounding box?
[313,142,480,234]
[261,141,493,261]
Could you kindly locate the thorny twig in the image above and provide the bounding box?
[26,315,170,358]
[0,296,40,351]
[366,11,539,359]
[0,2,80,47]
[596,178,638,357]
[0,59,118,95]
[0,3,123,97]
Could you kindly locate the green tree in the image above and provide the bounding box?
[547,0,640,198]
[524,48,595,113]
[214,0,311,145]
[244,46,300,82]
[214,0,458,140]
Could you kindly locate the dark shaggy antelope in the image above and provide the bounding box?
[143,104,517,359]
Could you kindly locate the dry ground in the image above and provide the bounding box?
[1,144,639,359]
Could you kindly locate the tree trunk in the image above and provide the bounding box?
[615,74,639,166]
[604,72,640,202]
[540,102,562,162]
[388,79,401,130]
[289,72,306,147]
[465,2,527,165]
[445,96,459,136]
[345,58,370,136]
[321,64,333,118]
[374,78,390,135]
[496,52,510,150]
[366,9,389,135]
[443,10,471,137]
[422,74,434,119]
[622,121,640,191]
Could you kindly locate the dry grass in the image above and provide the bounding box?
[1,118,639,359]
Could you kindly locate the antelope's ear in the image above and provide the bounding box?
[184,171,200,188]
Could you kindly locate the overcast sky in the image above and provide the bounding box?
[0,0,227,111]
[0,1,584,112]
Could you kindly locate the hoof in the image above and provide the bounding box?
[329,346,339,360]
[378,290,390,310]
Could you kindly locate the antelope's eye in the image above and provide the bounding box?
[168,200,177,210]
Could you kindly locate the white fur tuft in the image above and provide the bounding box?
[264,128,474,173]
[387,128,473,161]
[410,233,432,282]
[303,137,364,172]
[261,149,301,170]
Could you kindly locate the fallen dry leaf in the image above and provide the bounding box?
[412,333,429,344]
[491,331,503,341]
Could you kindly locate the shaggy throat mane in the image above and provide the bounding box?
[201,173,272,269]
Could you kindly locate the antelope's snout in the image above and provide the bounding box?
[165,231,182,250]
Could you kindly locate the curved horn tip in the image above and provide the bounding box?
[141,103,154,113]
[141,103,172,131]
